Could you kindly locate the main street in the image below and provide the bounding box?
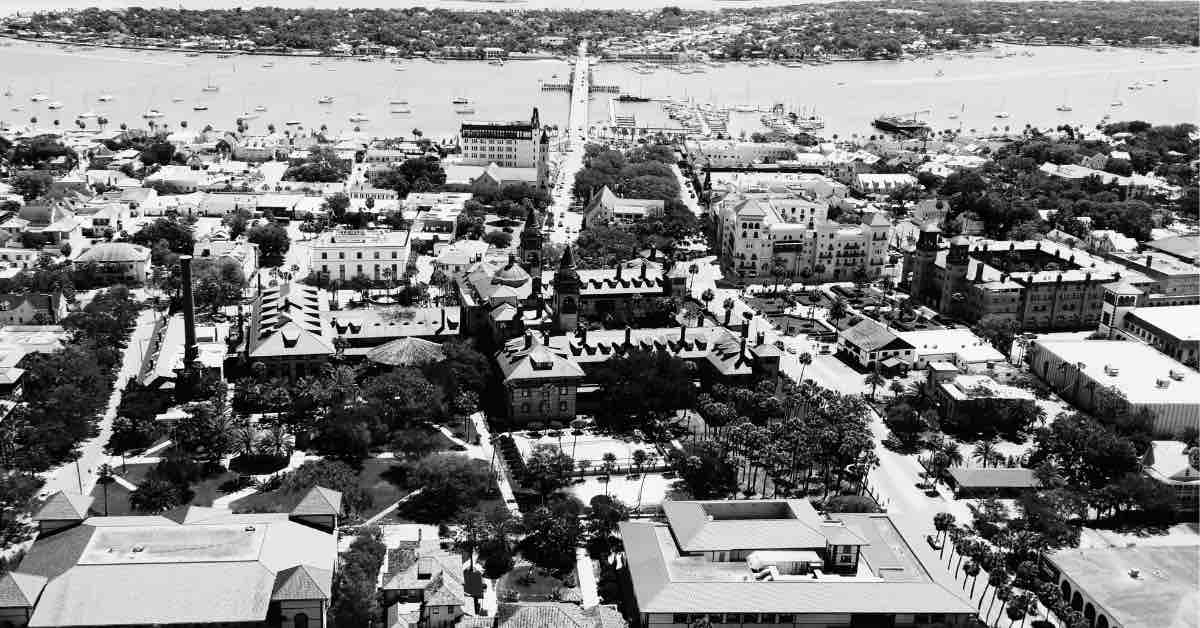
[547,40,590,245]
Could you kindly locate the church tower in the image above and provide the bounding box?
[519,208,543,274]
[553,245,581,332]
[908,222,940,305]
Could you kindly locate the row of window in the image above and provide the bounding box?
[670,613,798,624]
[519,387,571,397]
[320,250,400,260]
[520,401,568,413]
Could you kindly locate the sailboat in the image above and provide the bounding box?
[202,74,219,92]
[993,98,1009,119]
[948,103,963,119]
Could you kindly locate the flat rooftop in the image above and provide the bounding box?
[1049,545,1199,628]
[81,524,267,565]
[1109,251,1200,277]
[1126,305,1200,341]
[1034,339,1196,404]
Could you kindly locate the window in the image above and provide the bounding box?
[743,613,760,623]
[520,389,530,398]
[338,252,345,260]
[673,615,689,624]
[321,252,328,260]
[559,401,567,412]
[391,251,398,259]
[558,386,569,395]
[374,251,380,259]
[777,614,795,623]
[294,613,309,628]
[520,403,530,413]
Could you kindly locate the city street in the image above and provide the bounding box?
[547,40,591,245]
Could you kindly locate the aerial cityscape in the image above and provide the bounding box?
[0,1,1196,627]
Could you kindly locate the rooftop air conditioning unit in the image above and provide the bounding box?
[1105,365,1120,376]
[1155,378,1170,389]
[1169,370,1185,381]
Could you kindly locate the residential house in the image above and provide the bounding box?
[581,186,665,228]
[72,242,151,284]
[0,293,69,325]
[837,317,915,372]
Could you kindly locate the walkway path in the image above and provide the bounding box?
[575,547,600,608]
[39,308,159,499]
[468,412,520,516]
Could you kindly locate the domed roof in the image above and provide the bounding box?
[76,242,151,264]
[920,222,942,233]
[492,255,530,288]
[950,235,970,246]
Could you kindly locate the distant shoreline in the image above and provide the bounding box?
[9,33,1190,68]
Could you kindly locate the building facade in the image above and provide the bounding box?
[715,193,891,285]
[459,108,550,188]
[311,229,411,283]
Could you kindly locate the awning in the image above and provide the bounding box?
[880,357,905,369]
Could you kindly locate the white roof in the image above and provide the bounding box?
[1126,305,1200,342]
[1034,339,1196,405]
[897,328,1003,363]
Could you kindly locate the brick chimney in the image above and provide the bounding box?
[179,255,198,367]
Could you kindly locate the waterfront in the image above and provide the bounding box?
[0,40,1196,140]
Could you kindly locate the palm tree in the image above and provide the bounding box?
[600,452,618,497]
[972,438,1000,467]
[982,568,1007,613]
[1005,595,1027,628]
[828,297,848,325]
[722,297,735,326]
[797,352,813,383]
[941,439,965,469]
[687,262,699,292]
[888,379,905,397]
[635,451,657,509]
[97,464,115,516]
[963,560,981,597]
[992,584,1014,626]
[864,369,886,401]
[932,512,955,558]
[699,288,715,325]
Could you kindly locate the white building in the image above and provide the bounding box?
[311,229,411,283]
[1028,339,1197,435]
[897,328,1005,370]
[459,108,549,188]
[852,173,919,196]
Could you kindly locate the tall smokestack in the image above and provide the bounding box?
[180,255,198,367]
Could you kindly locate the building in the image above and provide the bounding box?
[495,332,585,427]
[714,192,891,284]
[944,467,1040,498]
[1108,305,1200,367]
[1141,441,1199,512]
[240,284,334,379]
[138,313,227,389]
[459,108,550,188]
[311,229,411,283]
[460,603,627,628]
[0,325,69,398]
[194,231,260,283]
[551,247,675,332]
[434,239,491,276]
[0,487,340,628]
[904,230,1124,331]
[1103,252,1200,306]
[1027,339,1197,435]
[620,499,976,628]
[897,328,1005,370]
[1143,235,1199,265]
[687,140,796,167]
[379,525,468,628]
[1,202,83,249]
[581,186,665,228]
[1045,545,1199,628]
[852,173,918,196]
[924,364,1037,428]
[838,317,915,371]
[0,293,68,325]
[72,242,152,284]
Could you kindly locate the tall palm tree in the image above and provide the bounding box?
[687,263,699,292]
[932,512,956,558]
[722,297,735,326]
[864,370,886,401]
[97,464,115,516]
[963,560,981,597]
[983,568,1008,613]
[972,438,1000,468]
[797,352,813,383]
[828,297,848,325]
[600,452,618,497]
[700,288,715,325]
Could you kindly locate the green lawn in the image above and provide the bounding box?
[232,457,410,519]
[496,562,576,603]
[89,464,239,515]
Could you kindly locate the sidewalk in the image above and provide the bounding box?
[469,412,520,516]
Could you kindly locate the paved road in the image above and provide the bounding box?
[40,308,159,499]
[547,40,590,246]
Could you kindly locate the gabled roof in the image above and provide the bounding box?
[34,491,93,522]
[495,335,585,383]
[290,486,343,517]
[271,564,333,601]
[840,318,912,353]
[0,572,47,607]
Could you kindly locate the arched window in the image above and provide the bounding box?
[294,613,309,628]
[1096,616,1109,628]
